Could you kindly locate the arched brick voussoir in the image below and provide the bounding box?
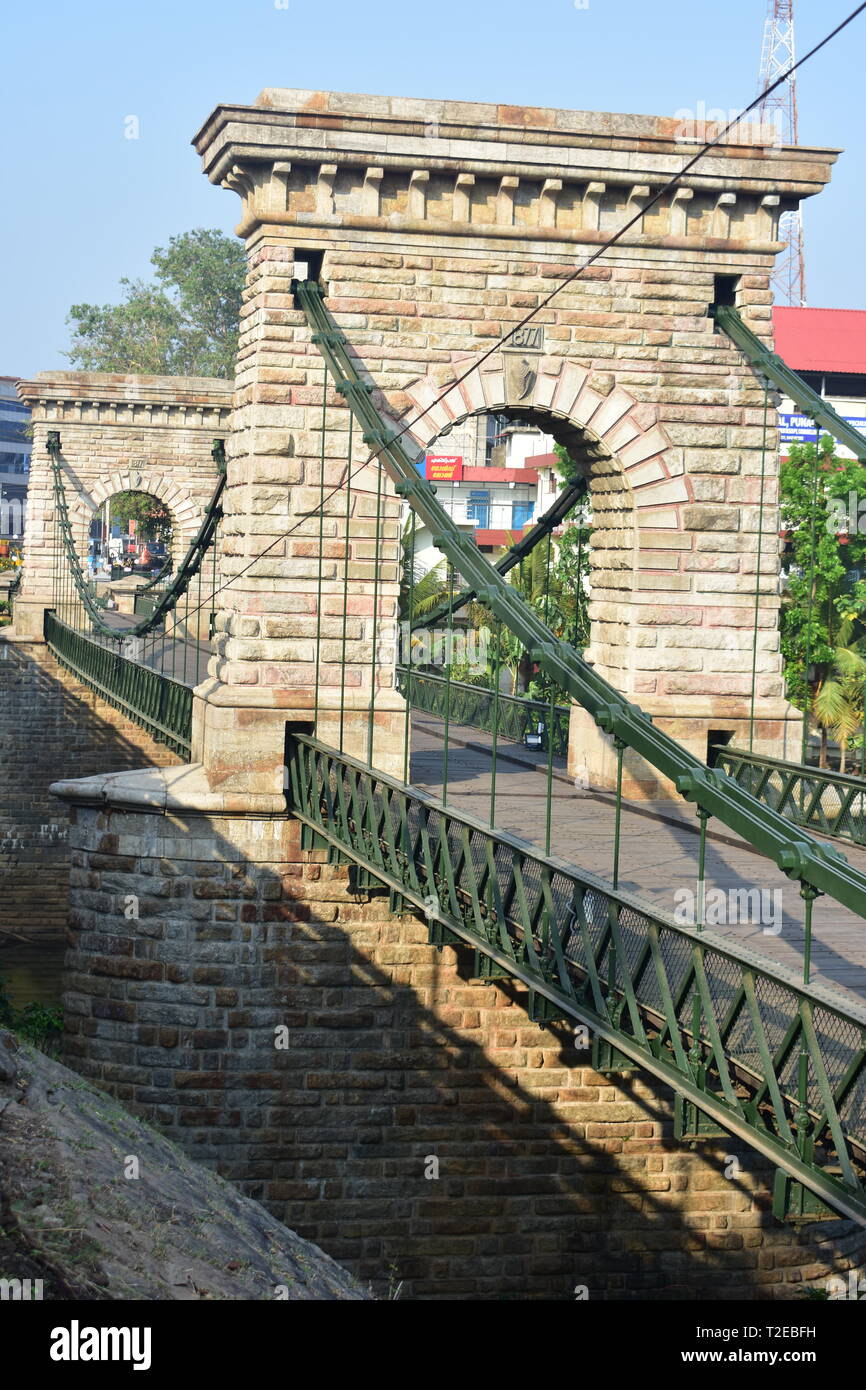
[400,357,686,517]
[77,471,203,541]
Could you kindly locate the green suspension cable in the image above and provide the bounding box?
[489,616,502,828]
[612,737,625,890]
[545,681,555,856]
[800,423,821,768]
[696,807,709,931]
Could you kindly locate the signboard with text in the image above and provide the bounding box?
[779,412,866,445]
[426,454,464,482]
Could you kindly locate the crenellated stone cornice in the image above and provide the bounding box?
[193,88,838,253]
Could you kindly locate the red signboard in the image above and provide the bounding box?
[426,454,463,482]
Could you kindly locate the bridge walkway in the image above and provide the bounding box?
[411,712,866,1007]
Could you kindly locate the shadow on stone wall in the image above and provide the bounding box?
[0,639,179,958]
[58,798,866,1301]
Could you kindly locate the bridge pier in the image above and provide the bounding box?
[48,764,866,1298]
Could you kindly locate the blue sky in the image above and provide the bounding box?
[3,0,864,377]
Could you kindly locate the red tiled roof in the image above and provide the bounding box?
[473,529,513,547]
[524,451,558,468]
[772,307,866,375]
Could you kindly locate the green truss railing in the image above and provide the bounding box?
[716,746,866,849]
[46,429,226,640]
[45,610,192,756]
[398,666,571,757]
[293,278,866,922]
[713,305,866,461]
[287,731,866,1225]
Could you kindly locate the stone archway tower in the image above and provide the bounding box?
[193,89,837,796]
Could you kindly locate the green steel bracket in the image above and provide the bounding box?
[674,1094,729,1143]
[528,990,570,1024]
[473,950,512,980]
[428,918,465,950]
[713,305,866,461]
[772,1170,841,1224]
[348,864,389,897]
[388,888,412,917]
[301,823,332,854]
[591,1034,640,1076]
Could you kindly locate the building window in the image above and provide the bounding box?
[511,500,533,529]
[484,413,512,465]
[467,489,490,528]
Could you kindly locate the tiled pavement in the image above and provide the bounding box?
[410,713,866,1008]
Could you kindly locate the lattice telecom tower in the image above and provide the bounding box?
[756,0,807,305]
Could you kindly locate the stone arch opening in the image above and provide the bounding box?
[67,470,203,582]
[398,354,690,700]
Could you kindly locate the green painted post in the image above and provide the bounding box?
[442,561,455,806]
[696,807,709,931]
[612,737,625,890]
[489,618,502,828]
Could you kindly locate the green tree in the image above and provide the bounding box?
[779,436,866,766]
[109,491,172,544]
[66,229,245,378]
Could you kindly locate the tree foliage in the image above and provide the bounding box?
[66,229,245,378]
[109,491,172,544]
[779,437,866,766]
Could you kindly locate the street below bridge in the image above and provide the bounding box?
[410,712,866,1009]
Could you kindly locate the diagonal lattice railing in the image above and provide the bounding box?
[716,746,866,849]
[398,666,571,757]
[287,732,866,1225]
[45,610,193,756]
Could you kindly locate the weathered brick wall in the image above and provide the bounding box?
[59,794,866,1300]
[0,640,180,947]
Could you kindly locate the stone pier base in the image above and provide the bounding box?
[568,703,806,800]
[49,764,866,1299]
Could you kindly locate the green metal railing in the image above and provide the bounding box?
[399,666,571,756]
[287,732,866,1225]
[294,278,866,922]
[45,610,192,757]
[716,746,866,849]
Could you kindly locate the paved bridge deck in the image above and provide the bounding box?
[410,712,866,1007]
